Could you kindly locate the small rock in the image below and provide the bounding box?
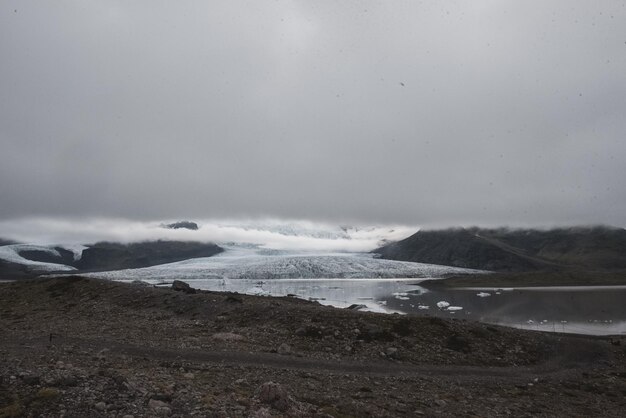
[359,325,394,342]
[386,347,399,359]
[257,381,290,411]
[294,325,323,338]
[277,343,291,355]
[148,399,169,409]
[96,348,110,360]
[446,334,471,353]
[183,372,195,379]
[250,407,273,418]
[148,399,171,416]
[130,280,151,287]
[435,399,447,407]
[23,375,40,385]
[211,332,245,341]
[55,375,79,387]
[95,402,106,411]
[225,295,243,303]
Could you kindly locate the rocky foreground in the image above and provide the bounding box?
[0,277,625,417]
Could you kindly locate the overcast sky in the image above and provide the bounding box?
[1,1,625,228]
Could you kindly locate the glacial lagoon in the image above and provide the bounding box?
[116,277,626,336]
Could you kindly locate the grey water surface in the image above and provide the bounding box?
[118,277,626,336]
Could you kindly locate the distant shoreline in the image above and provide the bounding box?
[419,270,626,288]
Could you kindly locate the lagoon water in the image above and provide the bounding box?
[116,277,626,336]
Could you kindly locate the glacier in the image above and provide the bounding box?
[0,244,77,272]
[86,244,482,281]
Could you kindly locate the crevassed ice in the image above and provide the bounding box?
[86,245,483,281]
[0,244,76,272]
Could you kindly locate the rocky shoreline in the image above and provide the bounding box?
[1,276,625,417]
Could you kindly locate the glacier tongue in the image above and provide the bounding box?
[86,244,482,281]
[0,244,77,272]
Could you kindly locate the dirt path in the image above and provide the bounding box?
[3,335,585,382]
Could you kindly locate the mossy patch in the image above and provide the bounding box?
[34,388,60,401]
[0,400,24,418]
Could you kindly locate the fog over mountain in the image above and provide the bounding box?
[0,218,417,252]
[1,1,625,227]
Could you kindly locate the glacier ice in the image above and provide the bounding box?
[86,244,482,282]
[0,244,76,272]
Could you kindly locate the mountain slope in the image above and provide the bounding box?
[75,241,223,272]
[0,241,224,277]
[373,226,626,272]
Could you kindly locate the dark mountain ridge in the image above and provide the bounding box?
[75,240,222,271]
[0,240,224,278]
[373,225,626,272]
[163,221,199,230]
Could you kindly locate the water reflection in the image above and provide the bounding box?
[384,284,626,336]
[118,278,626,335]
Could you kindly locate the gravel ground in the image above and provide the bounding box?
[1,276,625,417]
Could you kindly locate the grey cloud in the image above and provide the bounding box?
[1,1,625,227]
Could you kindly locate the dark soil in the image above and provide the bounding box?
[1,277,625,417]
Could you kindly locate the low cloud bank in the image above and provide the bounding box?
[0,218,418,253]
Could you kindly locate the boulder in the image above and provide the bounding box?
[172,280,196,294]
[446,334,472,353]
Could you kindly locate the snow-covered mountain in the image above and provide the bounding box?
[0,244,84,272]
[0,219,458,280]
